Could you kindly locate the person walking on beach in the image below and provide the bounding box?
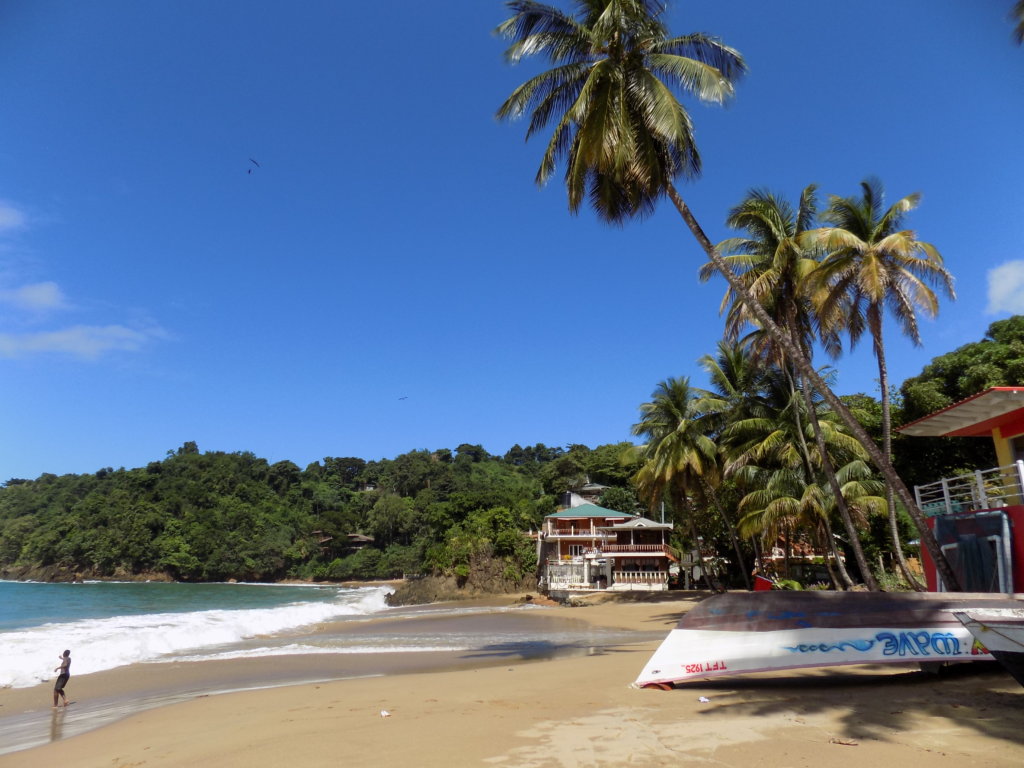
[53,650,71,708]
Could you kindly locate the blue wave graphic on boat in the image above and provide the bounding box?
[783,638,877,653]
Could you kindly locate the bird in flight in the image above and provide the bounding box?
[398,396,408,400]
[247,158,260,174]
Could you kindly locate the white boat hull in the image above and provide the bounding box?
[634,592,1022,689]
[953,608,1024,688]
[635,624,988,686]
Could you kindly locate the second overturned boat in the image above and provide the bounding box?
[953,608,1024,688]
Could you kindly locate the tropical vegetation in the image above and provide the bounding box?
[3,316,1012,589]
[2,2,1012,593]
[0,441,637,583]
[494,0,960,588]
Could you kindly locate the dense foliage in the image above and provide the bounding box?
[893,317,1024,487]
[2,317,1019,588]
[0,441,639,583]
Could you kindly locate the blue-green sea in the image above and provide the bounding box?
[0,580,394,689]
[0,580,659,757]
[0,581,648,694]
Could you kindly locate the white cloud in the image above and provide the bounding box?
[0,202,166,361]
[986,261,1024,314]
[0,281,68,311]
[0,201,27,233]
[0,324,158,360]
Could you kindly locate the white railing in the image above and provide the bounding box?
[601,544,668,554]
[546,530,612,539]
[612,570,668,584]
[914,462,1024,517]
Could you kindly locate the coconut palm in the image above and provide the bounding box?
[699,341,870,588]
[736,458,884,589]
[699,186,838,358]
[629,376,748,589]
[810,179,955,588]
[494,0,958,588]
[699,187,880,589]
[720,360,873,588]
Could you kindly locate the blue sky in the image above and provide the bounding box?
[2,1,1023,481]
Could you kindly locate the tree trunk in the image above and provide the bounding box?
[821,515,855,589]
[701,477,750,590]
[674,485,721,591]
[664,183,961,591]
[782,309,879,591]
[872,314,926,590]
[816,519,844,590]
[798,378,880,590]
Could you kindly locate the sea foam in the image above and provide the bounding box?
[0,585,392,689]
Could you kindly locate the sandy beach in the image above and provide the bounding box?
[2,592,1022,767]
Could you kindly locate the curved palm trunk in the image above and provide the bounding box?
[700,477,750,590]
[781,307,879,590]
[752,536,766,574]
[670,482,721,591]
[820,514,855,589]
[871,314,926,590]
[682,500,720,592]
[665,183,961,591]
[798,379,880,590]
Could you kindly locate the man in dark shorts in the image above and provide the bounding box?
[53,650,71,708]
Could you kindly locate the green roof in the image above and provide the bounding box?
[546,503,636,519]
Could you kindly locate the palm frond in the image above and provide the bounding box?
[495,2,591,65]
[496,0,745,222]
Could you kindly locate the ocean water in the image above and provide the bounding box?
[0,581,642,692]
[0,580,662,757]
[0,580,396,689]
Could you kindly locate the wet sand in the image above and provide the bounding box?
[1,593,1022,767]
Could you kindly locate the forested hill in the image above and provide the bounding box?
[3,317,1019,586]
[0,440,641,583]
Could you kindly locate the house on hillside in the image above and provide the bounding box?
[534,502,675,597]
[898,386,1024,592]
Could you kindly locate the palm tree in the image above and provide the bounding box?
[699,186,879,589]
[698,342,850,587]
[1013,1,1024,44]
[629,376,748,589]
[699,186,838,358]
[810,179,955,588]
[720,360,870,588]
[494,1,961,588]
[735,458,884,589]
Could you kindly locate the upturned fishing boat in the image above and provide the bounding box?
[634,591,1023,688]
[953,608,1024,688]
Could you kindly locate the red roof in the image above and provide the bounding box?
[897,387,1024,437]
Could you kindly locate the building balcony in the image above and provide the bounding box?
[544,529,611,539]
[547,544,671,563]
[600,543,670,555]
[913,462,1024,517]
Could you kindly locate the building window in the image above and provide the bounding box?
[569,545,585,557]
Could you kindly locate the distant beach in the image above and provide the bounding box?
[1,590,1022,767]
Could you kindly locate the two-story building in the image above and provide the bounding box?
[535,503,675,597]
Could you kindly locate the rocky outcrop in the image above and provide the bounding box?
[387,556,538,606]
[0,564,174,583]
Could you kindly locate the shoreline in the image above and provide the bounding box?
[0,593,681,756]
[2,593,1022,767]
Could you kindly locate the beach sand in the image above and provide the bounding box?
[1,593,1022,767]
